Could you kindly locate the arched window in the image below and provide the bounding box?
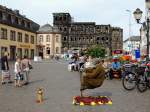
[46,47,50,54]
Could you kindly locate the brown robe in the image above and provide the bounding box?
[81,63,105,90]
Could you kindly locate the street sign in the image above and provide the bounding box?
[135,49,140,59]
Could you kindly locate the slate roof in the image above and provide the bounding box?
[37,24,60,33]
[124,36,140,43]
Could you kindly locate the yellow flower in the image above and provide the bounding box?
[98,101,103,105]
[91,102,96,106]
[80,102,84,106]
[107,101,112,105]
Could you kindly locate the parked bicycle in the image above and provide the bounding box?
[137,63,150,92]
[122,64,139,91]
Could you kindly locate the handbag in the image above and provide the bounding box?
[29,64,33,69]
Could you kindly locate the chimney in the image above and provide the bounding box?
[14,10,19,15]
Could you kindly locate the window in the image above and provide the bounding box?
[71,37,73,41]
[101,37,105,41]
[59,16,62,20]
[31,49,34,59]
[64,36,67,41]
[24,49,29,57]
[46,35,50,42]
[0,11,2,19]
[25,34,29,43]
[27,22,31,28]
[2,13,7,20]
[17,48,22,58]
[64,27,67,31]
[97,37,100,40]
[56,47,59,54]
[39,35,43,42]
[8,14,11,22]
[10,30,16,41]
[1,47,8,57]
[56,36,59,42]
[18,32,22,42]
[31,35,34,44]
[1,28,7,39]
[15,17,19,24]
[21,20,25,26]
[46,47,50,54]
[106,37,109,40]
[59,27,62,31]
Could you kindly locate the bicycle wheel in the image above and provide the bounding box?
[122,72,137,91]
[137,76,147,93]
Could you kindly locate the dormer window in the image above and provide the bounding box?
[54,16,58,20]
[15,17,19,24]
[24,21,27,27]
[2,12,7,20]
[11,15,15,23]
[27,22,31,28]
[18,18,22,25]
[8,14,11,22]
[59,16,62,21]
[21,20,25,26]
[0,11,2,19]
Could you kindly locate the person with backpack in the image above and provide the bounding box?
[21,55,32,85]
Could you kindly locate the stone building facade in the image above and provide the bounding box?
[37,24,62,59]
[53,13,123,55]
[0,5,39,60]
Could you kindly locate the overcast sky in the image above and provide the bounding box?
[0,0,145,40]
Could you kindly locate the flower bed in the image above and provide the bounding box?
[73,96,112,106]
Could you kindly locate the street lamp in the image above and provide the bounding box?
[146,0,150,9]
[126,10,132,55]
[133,0,150,61]
[133,8,143,23]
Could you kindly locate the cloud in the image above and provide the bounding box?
[1,0,145,39]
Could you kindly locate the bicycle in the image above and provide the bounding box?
[137,64,150,92]
[122,64,139,91]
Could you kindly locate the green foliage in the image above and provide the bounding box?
[86,45,106,58]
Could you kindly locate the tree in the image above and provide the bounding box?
[86,45,106,58]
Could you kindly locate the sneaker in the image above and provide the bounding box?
[24,82,29,85]
[1,82,6,85]
[8,81,13,84]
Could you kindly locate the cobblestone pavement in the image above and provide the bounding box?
[0,60,150,112]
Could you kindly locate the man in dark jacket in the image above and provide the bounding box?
[1,55,10,84]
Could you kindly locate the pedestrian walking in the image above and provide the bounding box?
[14,57,22,87]
[21,55,32,85]
[1,53,12,84]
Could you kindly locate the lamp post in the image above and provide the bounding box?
[126,10,132,54]
[133,0,150,61]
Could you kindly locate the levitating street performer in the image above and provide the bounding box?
[80,59,106,96]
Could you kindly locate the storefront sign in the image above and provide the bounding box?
[113,50,122,54]
[20,44,30,48]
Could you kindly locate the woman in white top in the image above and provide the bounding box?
[14,57,22,87]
